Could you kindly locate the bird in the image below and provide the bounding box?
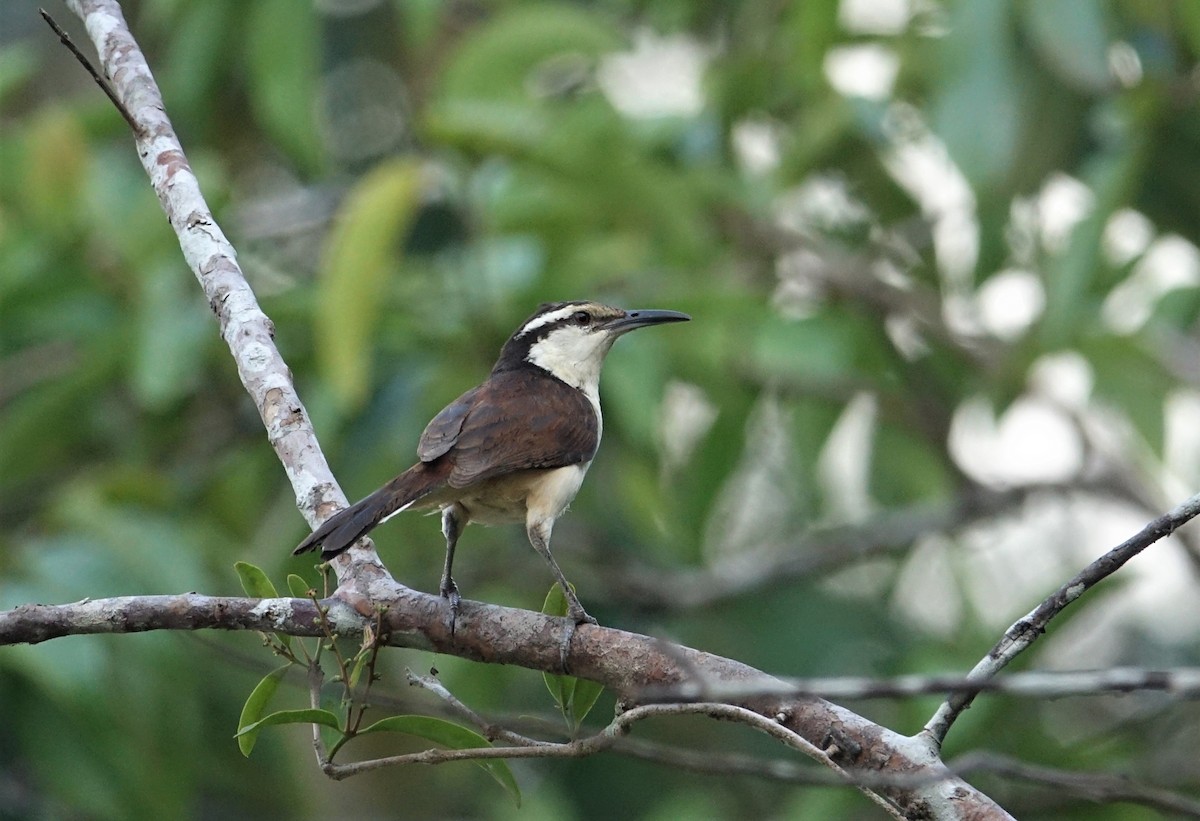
[293,300,690,627]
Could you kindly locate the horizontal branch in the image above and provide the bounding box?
[0,584,1009,819]
[0,595,331,645]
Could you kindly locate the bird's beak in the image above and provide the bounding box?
[604,309,691,335]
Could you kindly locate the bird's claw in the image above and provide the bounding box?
[440,579,461,635]
[566,597,596,627]
[559,603,597,672]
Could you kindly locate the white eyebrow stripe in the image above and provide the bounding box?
[516,306,580,338]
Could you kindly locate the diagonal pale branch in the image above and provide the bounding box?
[923,491,1200,747]
[61,0,372,579]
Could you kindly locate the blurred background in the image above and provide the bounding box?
[3,0,1200,818]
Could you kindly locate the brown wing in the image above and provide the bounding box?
[442,369,599,488]
[417,386,481,462]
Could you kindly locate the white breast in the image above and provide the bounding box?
[524,462,591,526]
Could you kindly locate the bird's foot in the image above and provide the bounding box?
[440,578,462,635]
[559,602,597,672]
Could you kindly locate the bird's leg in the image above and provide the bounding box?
[526,521,597,627]
[440,504,466,632]
[526,520,595,673]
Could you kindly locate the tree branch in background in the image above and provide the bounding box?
[598,478,1128,611]
[923,491,1200,746]
[640,666,1200,703]
[950,753,1200,819]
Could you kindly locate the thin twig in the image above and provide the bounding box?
[306,658,332,770]
[322,701,831,772]
[39,8,143,136]
[313,683,1200,818]
[924,491,1200,746]
[347,610,389,734]
[407,670,551,746]
[401,671,904,817]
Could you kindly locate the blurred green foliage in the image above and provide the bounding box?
[2,0,1199,818]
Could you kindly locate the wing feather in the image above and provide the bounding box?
[444,370,599,487]
[417,386,480,462]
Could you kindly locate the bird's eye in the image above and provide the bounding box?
[572,311,591,326]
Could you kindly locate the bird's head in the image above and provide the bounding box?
[495,301,690,392]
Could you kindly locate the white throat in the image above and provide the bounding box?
[525,327,613,435]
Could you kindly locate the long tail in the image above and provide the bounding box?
[293,463,445,560]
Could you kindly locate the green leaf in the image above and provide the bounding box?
[1020,0,1111,92]
[568,677,604,727]
[319,681,347,753]
[158,1,234,119]
[1149,286,1200,330]
[751,312,865,384]
[426,99,550,155]
[1179,3,1200,57]
[234,562,290,648]
[870,423,953,506]
[543,672,572,716]
[0,43,37,108]
[438,4,620,101]
[1082,336,1171,454]
[932,0,1023,190]
[286,573,312,599]
[131,262,210,411]
[1040,144,1142,347]
[245,0,322,172]
[316,159,423,411]
[541,581,570,618]
[25,107,88,230]
[236,664,291,757]
[235,708,342,738]
[234,561,279,599]
[540,585,603,729]
[541,584,572,716]
[359,715,520,806]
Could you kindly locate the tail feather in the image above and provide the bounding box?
[293,463,444,560]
